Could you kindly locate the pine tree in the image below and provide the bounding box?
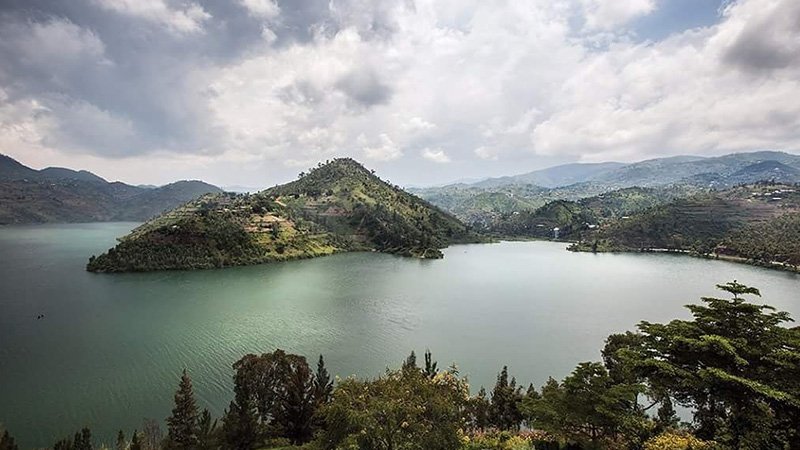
[281,363,316,444]
[469,387,491,430]
[222,397,259,450]
[0,430,18,450]
[115,430,126,450]
[313,355,334,405]
[197,409,217,450]
[423,349,438,379]
[166,369,200,449]
[489,366,522,430]
[402,351,417,371]
[73,428,92,450]
[129,431,141,450]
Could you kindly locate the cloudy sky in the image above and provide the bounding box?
[1,0,799,188]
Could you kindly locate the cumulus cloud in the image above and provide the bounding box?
[421,147,450,163]
[1,0,799,187]
[578,0,657,31]
[240,0,280,19]
[93,0,211,35]
[363,133,402,161]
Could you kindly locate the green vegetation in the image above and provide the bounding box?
[487,187,692,240]
[87,159,483,272]
[5,281,798,449]
[569,183,800,271]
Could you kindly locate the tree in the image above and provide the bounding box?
[280,361,316,444]
[313,355,334,406]
[166,369,200,449]
[489,366,523,430]
[129,431,142,450]
[402,350,417,371]
[72,428,92,450]
[319,365,468,450]
[424,349,439,379]
[141,419,162,450]
[521,363,644,448]
[222,398,259,450]
[197,409,218,450]
[466,386,491,430]
[605,281,800,448]
[0,430,18,450]
[115,430,126,450]
[223,349,322,446]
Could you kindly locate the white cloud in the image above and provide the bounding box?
[421,147,451,163]
[474,146,499,161]
[363,133,402,161]
[579,0,657,31]
[94,0,211,35]
[240,0,281,20]
[530,0,800,162]
[4,0,800,187]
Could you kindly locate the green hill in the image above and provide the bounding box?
[0,154,221,224]
[87,158,482,272]
[486,186,693,239]
[571,183,800,267]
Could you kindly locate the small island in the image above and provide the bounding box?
[87,159,483,272]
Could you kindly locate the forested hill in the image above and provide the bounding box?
[412,151,800,226]
[87,158,482,272]
[571,183,800,268]
[0,154,222,224]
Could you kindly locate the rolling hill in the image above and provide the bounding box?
[87,158,483,272]
[570,182,800,267]
[0,154,222,224]
[413,151,800,226]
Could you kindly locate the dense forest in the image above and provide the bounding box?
[3,281,798,449]
[87,159,483,272]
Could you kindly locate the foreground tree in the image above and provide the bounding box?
[223,349,323,447]
[319,367,468,450]
[605,281,800,448]
[0,430,18,450]
[522,363,645,448]
[115,430,125,450]
[129,430,142,450]
[313,355,334,406]
[489,366,523,430]
[166,370,200,449]
[280,361,316,444]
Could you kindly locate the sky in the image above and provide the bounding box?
[1,0,799,189]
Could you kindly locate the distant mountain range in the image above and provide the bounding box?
[412,151,800,225]
[87,158,482,272]
[0,154,222,224]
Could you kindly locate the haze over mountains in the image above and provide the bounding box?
[411,151,800,224]
[0,154,221,224]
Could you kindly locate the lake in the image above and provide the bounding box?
[1,222,798,447]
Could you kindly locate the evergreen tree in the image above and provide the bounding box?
[222,397,259,450]
[402,351,417,371]
[280,362,316,444]
[197,409,217,450]
[129,431,141,450]
[489,366,521,430]
[0,430,18,450]
[53,438,72,450]
[115,430,126,450]
[166,369,200,449]
[423,349,438,379]
[313,355,334,406]
[468,387,491,430]
[73,428,92,450]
